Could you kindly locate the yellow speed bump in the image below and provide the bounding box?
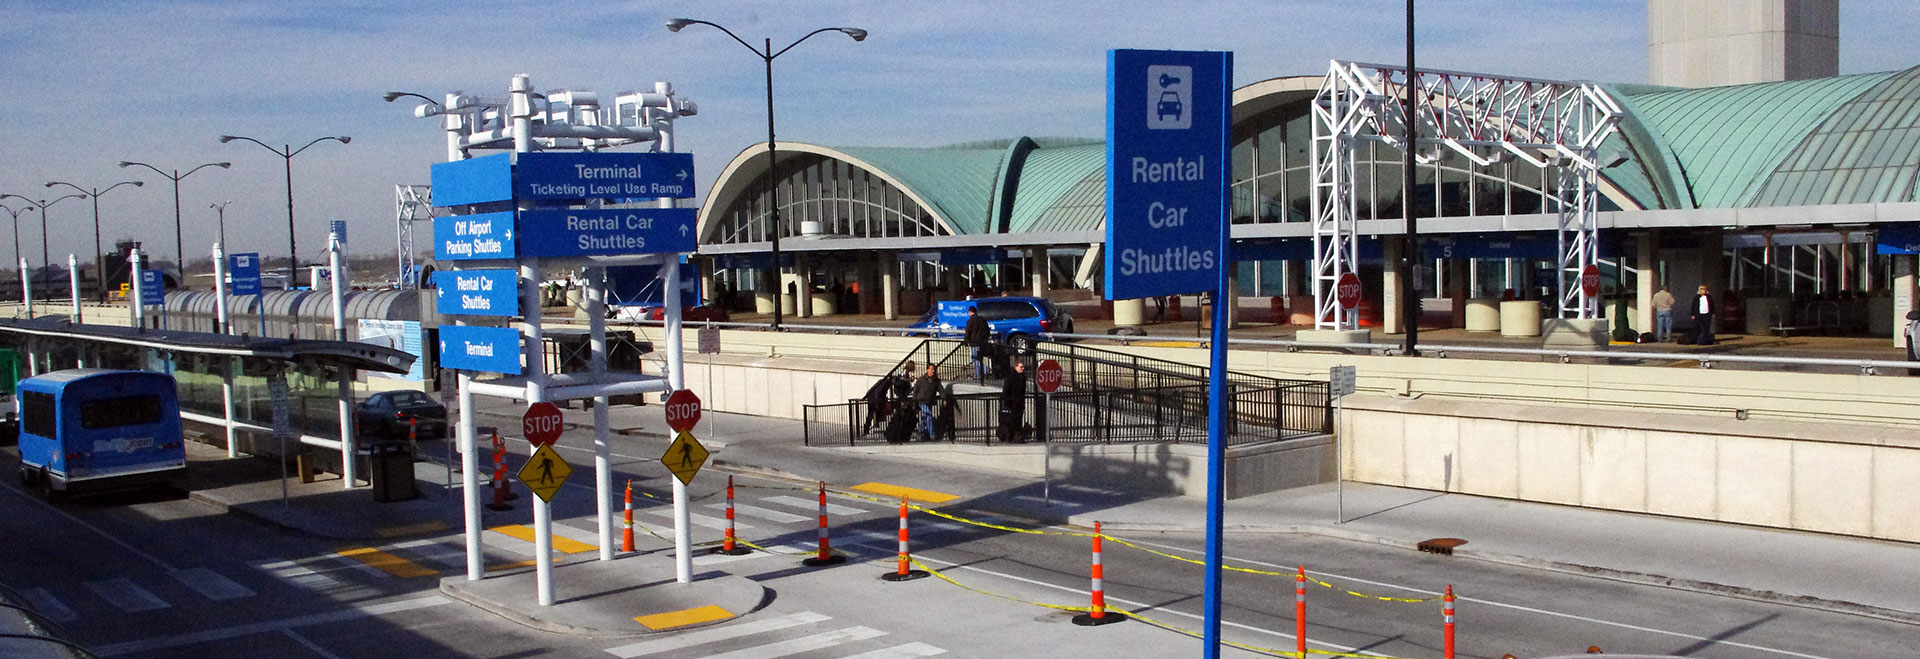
[489,524,598,554]
[850,482,958,504]
[635,604,734,630]
[337,547,438,579]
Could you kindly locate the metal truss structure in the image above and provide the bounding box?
[395,185,434,289]
[402,83,699,161]
[1310,60,1622,326]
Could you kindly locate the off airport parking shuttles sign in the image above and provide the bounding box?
[1104,49,1231,300]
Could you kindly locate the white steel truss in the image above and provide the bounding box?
[395,185,433,289]
[1309,60,1622,324]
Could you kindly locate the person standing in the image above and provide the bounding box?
[998,359,1028,443]
[1651,285,1676,342]
[911,364,941,441]
[963,306,991,382]
[1691,285,1716,346]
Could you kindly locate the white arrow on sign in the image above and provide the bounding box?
[679,224,689,236]
[438,340,447,351]
[677,170,688,181]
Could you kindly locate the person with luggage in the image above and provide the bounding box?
[963,306,991,382]
[1651,285,1676,342]
[863,360,914,436]
[911,363,941,441]
[998,359,1028,443]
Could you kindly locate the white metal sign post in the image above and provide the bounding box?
[1329,365,1356,523]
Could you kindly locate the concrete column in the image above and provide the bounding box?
[1382,239,1404,335]
[1224,265,1241,329]
[698,259,716,307]
[1029,247,1049,298]
[1114,298,1144,326]
[1447,258,1469,328]
[881,252,900,320]
[795,253,813,318]
[1635,232,1656,334]
[945,265,964,300]
[1896,255,1915,350]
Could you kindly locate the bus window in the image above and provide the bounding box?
[22,390,55,437]
[80,395,163,429]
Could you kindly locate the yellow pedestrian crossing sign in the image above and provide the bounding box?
[518,444,571,502]
[660,431,709,486]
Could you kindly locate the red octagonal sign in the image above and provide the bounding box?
[1335,272,1362,310]
[523,402,564,447]
[1035,359,1063,394]
[1580,264,1601,297]
[664,389,702,433]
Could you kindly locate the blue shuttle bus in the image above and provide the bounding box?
[15,369,186,499]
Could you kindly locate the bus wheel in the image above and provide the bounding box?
[37,467,60,502]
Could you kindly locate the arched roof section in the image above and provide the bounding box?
[1748,66,1920,206]
[1006,141,1107,233]
[697,143,989,242]
[1232,75,1322,122]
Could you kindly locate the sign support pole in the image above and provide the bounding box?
[330,231,356,489]
[459,371,482,581]
[665,256,692,584]
[589,267,614,562]
[130,249,146,330]
[66,254,79,323]
[1335,392,1345,523]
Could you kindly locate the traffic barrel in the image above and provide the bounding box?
[1443,585,1456,659]
[486,432,511,511]
[712,475,751,556]
[1295,566,1308,659]
[881,496,928,582]
[621,479,635,552]
[800,481,845,567]
[1071,521,1126,626]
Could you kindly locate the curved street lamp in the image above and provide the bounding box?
[3,193,88,298]
[46,180,143,302]
[0,201,32,279]
[666,18,866,331]
[210,200,233,249]
[118,160,230,274]
[219,134,350,288]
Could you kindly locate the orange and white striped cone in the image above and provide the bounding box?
[880,496,929,581]
[1443,585,1457,659]
[486,433,512,511]
[800,481,845,567]
[1071,521,1126,625]
[712,475,752,555]
[1295,567,1309,659]
[621,480,635,552]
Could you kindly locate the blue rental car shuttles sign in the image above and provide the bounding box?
[516,152,696,201]
[228,252,262,295]
[434,211,516,261]
[1104,49,1231,300]
[516,208,697,257]
[438,325,522,374]
[433,269,519,316]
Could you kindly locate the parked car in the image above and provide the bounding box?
[908,296,1074,350]
[355,390,447,440]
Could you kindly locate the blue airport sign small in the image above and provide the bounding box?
[515,152,696,201]
[438,325,522,374]
[431,153,514,207]
[228,252,262,295]
[516,208,697,258]
[434,211,516,261]
[1104,49,1232,300]
[138,270,164,306]
[433,269,519,317]
[329,220,347,243]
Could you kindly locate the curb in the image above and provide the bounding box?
[186,490,363,542]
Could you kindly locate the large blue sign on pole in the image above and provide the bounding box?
[430,153,514,207]
[228,253,262,296]
[138,270,164,306]
[433,211,516,261]
[516,152,696,201]
[1104,49,1232,301]
[438,325,522,374]
[433,269,519,316]
[516,208,697,257]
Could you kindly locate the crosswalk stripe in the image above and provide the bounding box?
[338,547,440,579]
[602,611,830,657]
[170,568,255,601]
[253,559,344,590]
[639,508,749,531]
[841,642,948,658]
[392,539,470,568]
[489,524,598,554]
[85,578,170,612]
[763,495,868,517]
[704,625,886,659]
[19,587,76,622]
[709,502,809,524]
[480,530,538,557]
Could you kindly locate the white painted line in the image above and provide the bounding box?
[710,502,809,524]
[391,539,470,569]
[92,594,450,656]
[281,627,346,659]
[603,611,831,657]
[1011,495,1079,508]
[763,495,866,517]
[252,558,344,591]
[842,642,948,659]
[703,625,885,659]
[19,587,76,622]
[171,568,255,601]
[639,508,750,531]
[85,578,170,613]
[690,550,768,567]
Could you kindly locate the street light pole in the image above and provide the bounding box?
[667,18,866,332]
[119,160,230,276]
[0,203,30,282]
[211,201,232,250]
[1402,0,1421,356]
[219,135,350,288]
[46,181,142,303]
[3,194,84,297]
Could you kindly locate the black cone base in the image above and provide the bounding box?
[881,570,930,582]
[800,554,846,567]
[710,546,753,556]
[486,502,512,511]
[1071,611,1128,626]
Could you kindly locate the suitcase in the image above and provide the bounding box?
[1639,332,1656,344]
[884,407,915,443]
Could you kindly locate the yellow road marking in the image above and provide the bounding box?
[634,604,734,630]
[489,524,598,554]
[850,482,959,504]
[374,521,449,538]
[1133,340,1203,348]
[336,547,438,579]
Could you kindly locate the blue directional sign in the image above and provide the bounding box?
[433,269,519,316]
[515,152,696,201]
[138,270,164,306]
[431,153,514,207]
[329,220,347,243]
[434,211,516,261]
[438,325,522,374]
[1104,49,1232,300]
[228,253,262,296]
[515,208,697,258]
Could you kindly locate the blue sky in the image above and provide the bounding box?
[1,1,1914,271]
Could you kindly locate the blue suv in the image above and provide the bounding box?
[908,297,1074,349]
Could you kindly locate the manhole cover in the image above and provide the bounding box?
[614,427,651,436]
[1416,537,1467,555]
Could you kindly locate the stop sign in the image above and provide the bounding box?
[1035,359,1063,393]
[1335,272,1362,310]
[664,389,702,433]
[523,402,563,446]
[1580,264,1601,297]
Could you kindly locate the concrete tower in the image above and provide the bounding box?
[1648,0,1838,87]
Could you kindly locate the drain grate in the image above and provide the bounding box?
[1416,537,1467,555]
[614,427,651,436]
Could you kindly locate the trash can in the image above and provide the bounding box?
[369,442,418,502]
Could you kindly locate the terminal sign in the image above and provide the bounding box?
[1105,49,1232,300]
[438,325,522,374]
[433,269,518,316]
[516,152,696,201]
